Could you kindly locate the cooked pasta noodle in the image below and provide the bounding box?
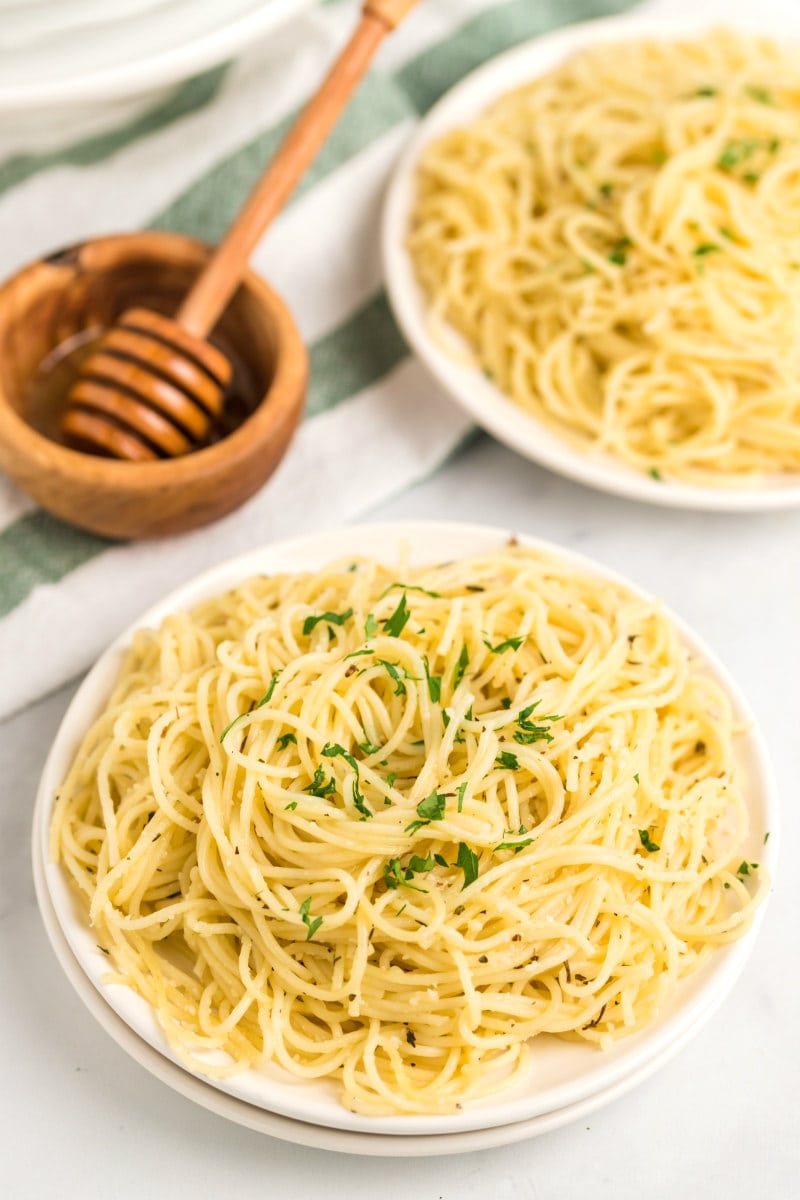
[408,30,800,486]
[51,546,766,1114]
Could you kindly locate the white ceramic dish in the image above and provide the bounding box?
[35,522,778,1138]
[381,10,800,512]
[0,0,312,111]
[31,805,726,1157]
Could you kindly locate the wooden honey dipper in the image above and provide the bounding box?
[62,0,419,461]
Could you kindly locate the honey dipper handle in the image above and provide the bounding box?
[177,0,421,337]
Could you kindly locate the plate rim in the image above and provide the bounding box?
[380,9,800,513]
[31,804,733,1157]
[34,520,780,1136]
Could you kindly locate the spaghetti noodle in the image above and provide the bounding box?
[408,30,800,486]
[51,546,765,1114]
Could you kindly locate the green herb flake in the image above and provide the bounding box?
[495,750,520,770]
[321,742,372,819]
[423,656,442,704]
[358,739,382,756]
[276,732,297,751]
[299,897,323,940]
[719,226,737,241]
[737,860,758,876]
[404,790,447,834]
[377,659,408,696]
[383,858,428,893]
[456,842,480,890]
[383,592,411,638]
[284,801,298,811]
[219,672,281,742]
[608,237,632,266]
[483,635,524,654]
[364,613,378,638]
[598,181,614,197]
[303,766,337,799]
[457,781,467,813]
[649,467,663,482]
[692,243,721,256]
[453,643,470,689]
[380,582,441,600]
[633,773,640,784]
[745,84,773,104]
[695,85,718,97]
[303,609,353,636]
[764,831,770,844]
[344,647,374,660]
[638,829,661,853]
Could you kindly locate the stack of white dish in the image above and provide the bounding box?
[0,0,312,111]
[32,522,778,1157]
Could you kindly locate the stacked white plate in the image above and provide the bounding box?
[0,0,312,110]
[32,521,778,1156]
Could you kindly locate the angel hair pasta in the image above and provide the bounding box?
[51,546,766,1114]
[408,30,800,486]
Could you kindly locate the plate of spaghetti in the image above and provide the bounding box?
[38,522,776,1135]
[382,13,800,509]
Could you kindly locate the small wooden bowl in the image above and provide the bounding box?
[0,232,308,539]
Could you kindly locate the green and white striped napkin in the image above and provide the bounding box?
[0,0,637,719]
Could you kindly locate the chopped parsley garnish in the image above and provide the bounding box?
[500,697,513,710]
[364,613,378,638]
[695,85,717,97]
[692,243,721,256]
[483,635,524,654]
[303,766,337,798]
[719,226,737,241]
[322,742,372,818]
[495,750,520,770]
[405,790,447,834]
[638,829,660,853]
[299,897,323,940]
[383,592,411,638]
[608,237,632,266]
[377,659,411,696]
[513,702,558,745]
[717,138,778,172]
[764,831,770,844]
[379,582,442,600]
[344,647,374,660]
[303,608,353,636]
[284,801,298,811]
[453,643,470,689]
[455,842,480,890]
[423,655,442,703]
[633,773,640,784]
[358,739,382,756]
[276,732,297,751]
[383,857,429,892]
[745,84,773,104]
[648,467,663,482]
[385,772,397,788]
[219,672,281,742]
[598,181,614,197]
[495,826,534,853]
[737,860,758,876]
[457,781,467,813]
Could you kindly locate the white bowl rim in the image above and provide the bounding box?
[381,9,800,513]
[0,0,313,110]
[35,520,779,1136]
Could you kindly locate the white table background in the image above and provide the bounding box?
[2,432,798,1197]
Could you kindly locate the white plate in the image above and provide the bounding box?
[381,11,800,512]
[0,0,312,111]
[31,801,729,1157]
[35,522,778,1137]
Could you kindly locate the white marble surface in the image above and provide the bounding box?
[2,432,798,1196]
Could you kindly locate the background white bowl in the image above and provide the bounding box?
[381,10,800,512]
[35,522,778,1137]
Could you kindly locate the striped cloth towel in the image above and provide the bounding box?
[0,0,638,720]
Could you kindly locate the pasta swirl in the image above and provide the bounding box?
[408,31,800,485]
[51,547,766,1114]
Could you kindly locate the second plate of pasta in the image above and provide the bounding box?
[382,11,800,510]
[37,521,776,1135]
